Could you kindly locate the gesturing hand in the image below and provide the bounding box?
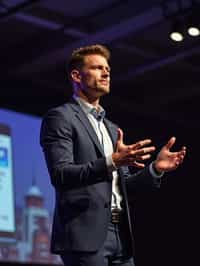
[154,137,186,173]
[112,128,156,168]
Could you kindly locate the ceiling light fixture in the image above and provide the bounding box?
[188,26,200,36]
[169,19,185,42]
[187,10,200,37]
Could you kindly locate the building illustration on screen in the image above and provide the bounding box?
[0,147,8,167]
[0,182,60,264]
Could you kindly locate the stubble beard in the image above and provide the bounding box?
[96,82,110,96]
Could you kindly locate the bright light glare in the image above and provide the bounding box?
[188,27,200,36]
[170,32,184,42]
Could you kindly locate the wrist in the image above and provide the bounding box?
[112,152,121,168]
[152,161,163,175]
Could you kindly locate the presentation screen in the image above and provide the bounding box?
[0,108,61,264]
[0,124,15,242]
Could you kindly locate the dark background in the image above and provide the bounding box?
[1,0,199,265]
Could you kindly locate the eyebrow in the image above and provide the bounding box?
[90,64,111,71]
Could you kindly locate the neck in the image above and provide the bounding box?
[75,90,100,109]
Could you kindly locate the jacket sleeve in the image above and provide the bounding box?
[119,165,161,193]
[40,109,111,189]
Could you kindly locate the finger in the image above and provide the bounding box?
[117,128,124,144]
[131,146,155,156]
[178,149,186,159]
[137,154,152,161]
[132,161,145,168]
[178,157,184,164]
[165,136,176,150]
[175,153,186,166]
[178,152,185,159]
[179,151,186,158]
[134,139,152,149]
[176,147,186,156]
[130,139,152,149]
[181,147,187,155]
[171,146,186,157]
[177,154,185,164]
[175,160,180,167]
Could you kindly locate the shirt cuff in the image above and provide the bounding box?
[106,154,117,173]
[149,162,164,178]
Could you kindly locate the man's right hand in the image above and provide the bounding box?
[112,128,156,168]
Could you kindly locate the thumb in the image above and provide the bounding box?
[117,128,124,145]
[165,136,176,150]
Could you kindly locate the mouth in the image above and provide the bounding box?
[99,80,109,85]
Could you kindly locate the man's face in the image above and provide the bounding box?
[76,54,110,98]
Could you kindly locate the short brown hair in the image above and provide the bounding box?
[67,44,110,79]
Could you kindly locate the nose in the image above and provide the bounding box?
[102,67,109,77]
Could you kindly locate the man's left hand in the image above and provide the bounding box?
[154,137,186,173]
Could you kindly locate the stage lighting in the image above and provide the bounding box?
[170,31,184,42]
[188,26,200,36]
[187,13,200,37]
[169,20,185,42]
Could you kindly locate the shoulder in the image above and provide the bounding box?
[40,102,76,134]
[40,103,76,142]
[42,100,78,121]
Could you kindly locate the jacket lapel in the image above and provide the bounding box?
[69,99,105,156]
[103,118,118,151]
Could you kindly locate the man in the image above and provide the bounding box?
[40,44,186,266]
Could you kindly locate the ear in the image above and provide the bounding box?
[70,69,82,83]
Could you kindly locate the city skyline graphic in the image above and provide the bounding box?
[0,108,61,264]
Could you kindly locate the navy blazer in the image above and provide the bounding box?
[40,98,160,254]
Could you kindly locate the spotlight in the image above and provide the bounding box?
[187,12,200,37]
[188,26,200,36]
[170,31,184,42]
[169,20,185,42]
